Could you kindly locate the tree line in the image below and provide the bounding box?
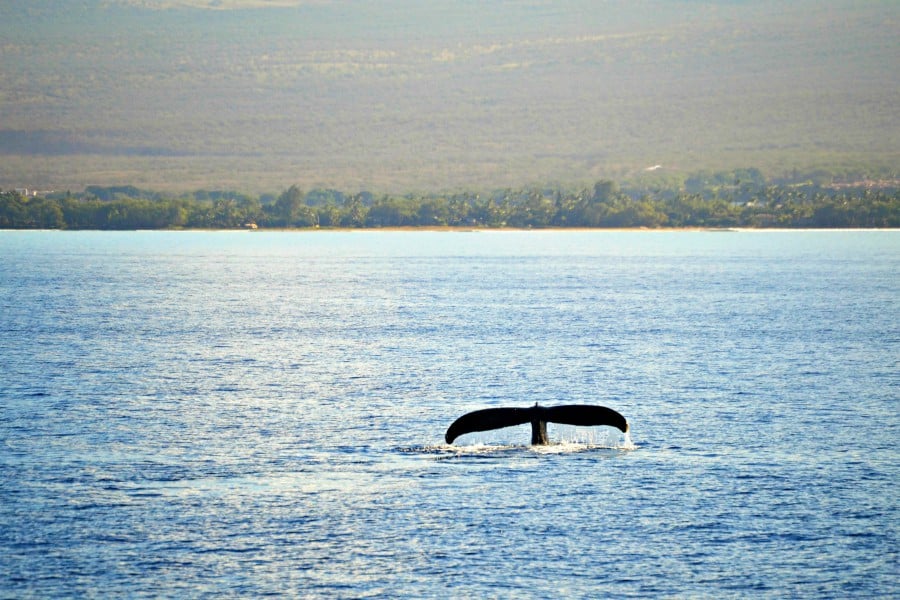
[2,178,898,230]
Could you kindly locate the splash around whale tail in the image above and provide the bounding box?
[444,404,628,445]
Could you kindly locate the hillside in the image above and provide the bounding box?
[1,0,898,193]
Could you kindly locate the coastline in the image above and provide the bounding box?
[3,226,898,233]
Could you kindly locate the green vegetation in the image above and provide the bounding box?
[3,172,898,230]
[1,1,898,192]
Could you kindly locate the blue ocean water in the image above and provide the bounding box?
[0,230,897,598]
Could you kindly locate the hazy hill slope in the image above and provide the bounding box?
[1,0,897,192]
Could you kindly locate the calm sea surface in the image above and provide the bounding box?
[1,230,897,598]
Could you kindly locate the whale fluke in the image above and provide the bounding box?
[445,403,628,445]
[444,407,534,444]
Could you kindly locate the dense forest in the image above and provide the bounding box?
[3,173,898,230]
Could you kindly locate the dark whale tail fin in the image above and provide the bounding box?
[444,407,533,445]
[444,404,628,445]
[540,405,628,433]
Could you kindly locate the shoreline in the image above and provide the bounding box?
[2,226,898,233]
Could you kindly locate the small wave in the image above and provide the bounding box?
[396,440,636,458]
[530,441,636,454]
[396,443,529,460]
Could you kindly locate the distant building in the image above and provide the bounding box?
[12,188,53,198]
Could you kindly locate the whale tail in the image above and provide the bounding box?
[444,404,628,445]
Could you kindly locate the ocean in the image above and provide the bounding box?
[1,230,897,598]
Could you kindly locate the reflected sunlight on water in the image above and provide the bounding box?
[1,231,897,598]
